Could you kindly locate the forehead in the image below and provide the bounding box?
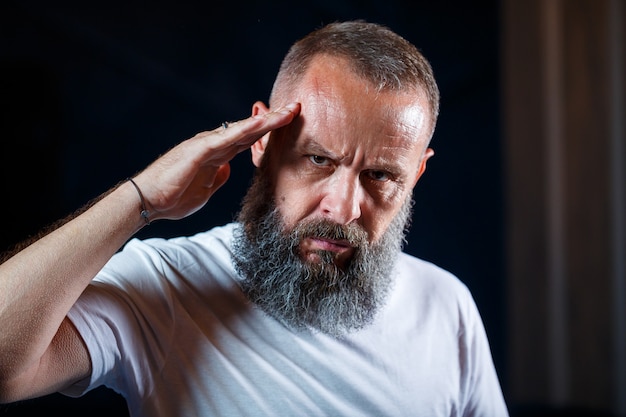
[283,56,432,162]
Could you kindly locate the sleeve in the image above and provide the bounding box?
[61,238,177,400]
[459,291,510,417]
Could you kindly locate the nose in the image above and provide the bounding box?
[319,171,362,225]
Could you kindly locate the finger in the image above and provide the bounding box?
[214,102,300,146]
[189,102,301,167]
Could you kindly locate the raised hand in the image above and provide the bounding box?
[130,102,300,222]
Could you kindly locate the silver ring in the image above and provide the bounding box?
[222,121,228,129]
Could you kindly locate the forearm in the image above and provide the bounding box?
[0,180,146,378]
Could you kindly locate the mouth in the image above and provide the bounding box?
[307,237,352,251]
[299,236,356,266]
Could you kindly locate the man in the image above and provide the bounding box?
[0,21,508,416]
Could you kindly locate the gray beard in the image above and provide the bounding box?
[232,173,414,337]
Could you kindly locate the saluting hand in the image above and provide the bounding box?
[130,102,300,222]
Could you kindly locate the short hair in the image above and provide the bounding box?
[270,20,440,135]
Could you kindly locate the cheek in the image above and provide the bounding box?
[362,208,393,243]
[272,174,318,226]
[363,191,411,243]
[270,153,329,225]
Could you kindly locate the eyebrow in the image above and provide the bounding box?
[299,137,408,177]
[299,137,343,161]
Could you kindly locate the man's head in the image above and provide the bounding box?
[232,20,439,336]
[269,20,440,138]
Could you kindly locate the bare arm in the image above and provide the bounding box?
[0,103,300,402]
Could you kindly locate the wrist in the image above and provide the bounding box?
[127,178,151,225]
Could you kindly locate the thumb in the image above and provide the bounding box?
[212,163,231,192]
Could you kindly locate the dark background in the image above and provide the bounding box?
[0,1,506,415]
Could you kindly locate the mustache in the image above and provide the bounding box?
[291,218,369,247]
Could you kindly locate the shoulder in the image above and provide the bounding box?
[121,223,236,264]
[95,223,239,289]
[388,252,480,328]
[128,222,236,253]
[394,252,471,298]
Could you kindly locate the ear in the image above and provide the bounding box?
[251,101,271,167]
[412,147,435,187]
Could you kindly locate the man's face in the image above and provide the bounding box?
[232,55,434,336]
[254,55,433,261]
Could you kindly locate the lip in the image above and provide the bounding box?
[300,237,356,268]
[303,237,354,253]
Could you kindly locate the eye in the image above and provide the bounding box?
[367,170,391,182]
[309,155,330,166]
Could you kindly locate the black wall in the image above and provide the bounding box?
[0,1,503,415]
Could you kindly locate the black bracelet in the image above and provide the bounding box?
[127,178,151,225]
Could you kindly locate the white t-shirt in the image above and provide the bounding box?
[64,223,509,416]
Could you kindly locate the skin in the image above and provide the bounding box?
[251,55,434,268]
[0,54,434,403]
